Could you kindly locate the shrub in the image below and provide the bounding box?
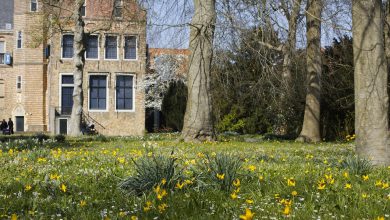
[119,151,181,195]
[54,134,66,143]
[161,81,187,131]
[196,153,242,192]
[340,156,372,176]
[35,133,50,144]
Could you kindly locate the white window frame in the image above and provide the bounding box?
[123,35,138,61]
[85,34,100,60]
[61,34,74,60]
[16,76,22,91]
[0,41,5,65]
[104,35,119,60]
[59,73,74,114]
[17,31,22,49]
[115,73,136,112]
[88,73,109,112]
[30,0,38,12]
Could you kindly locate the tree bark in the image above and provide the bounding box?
[181,0,216,142]
[353,0,390,165]
[277,0,302,135]
[296,0,322,143]
[69,0,85,136]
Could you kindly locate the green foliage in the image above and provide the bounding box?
[119,151,181,195]
[54,134,66,143]
[216,109,245,133]
[340,156,373,176]
[34,133,50,144]
[161,81,187,131]
[196,153,242,192]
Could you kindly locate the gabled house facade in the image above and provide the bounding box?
[0,0,146,136]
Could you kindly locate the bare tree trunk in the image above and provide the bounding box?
[296,0,322,143]
[181,0,216,142]
[69,1,85,136]
[278,0,302,135]
[353,0,390,165]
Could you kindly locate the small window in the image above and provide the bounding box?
[62,35,74,59]
[0,42,5,64]
[114,0,123,17]
[17,76,22,90]
[81,1,86,17]
[89,75,107,110]
[116,75,134,110]
[105,36,117,59]
[17,31,22,49]
[86,35,99,59]
[124,36,137,60]
[31,0,37,12]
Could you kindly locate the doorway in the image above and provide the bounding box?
[15,116,24,132]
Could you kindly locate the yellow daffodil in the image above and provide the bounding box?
[143,201,152,212]
[50,173,60,181]
[318,182,326,190]
[382,182,389,189]
[259,175,264,182]
[11,213,17,220]
[246,199,254,204]
[176,181,185,190]
[291,191,298,196]
[362,175,369,181]
[60,183,67,192]
[344,183,352,189]
[117,157,125,164]
[362,193,368,199]
[216,173,225,180]
[161,178,167,185]
[158,203,168,213]
[239,208,254,220]
[287,178,296,187]
[343,172,349,178]
[282,205,291,216]
[375,180,383,187]
[233,178,241,187]
[80,200,86,207]
[280,199,292,206]
[157,189,167,200]
[25,184,32,192]
[377,217,384,220]
[230,192,238,200]
[247,165,256,172]
[131,216,137,220]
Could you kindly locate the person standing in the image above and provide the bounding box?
[8,118,13,135]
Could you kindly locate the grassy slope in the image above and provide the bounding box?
[0,134,388,219]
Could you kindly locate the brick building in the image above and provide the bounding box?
[0,0,146,136]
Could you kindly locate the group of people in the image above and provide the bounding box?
[0,118,14,135]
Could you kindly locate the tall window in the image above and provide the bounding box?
[17,32,22,49]
[86,35,98,59]
[61,75,74,115]
[105,36,117,59]
[81,1,86,17]
[89,75,107,110]
[124,36,137,60]
[62,35,74,58]
[31,0,37,12]
[114,0,123,17]
[16,76,22,90]
[0,41,5,64]
[116,75,134,110]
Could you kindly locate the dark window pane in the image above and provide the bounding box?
[124,36,137,59]
[31,0,37,11]
[86,35,98,59]
[62,75,74,84]
[105,36,117,59]
[62,35,74,58]
[61,87,73,115]
[116,75,134,110]
[81,5,86,16]
[89,75,107,110]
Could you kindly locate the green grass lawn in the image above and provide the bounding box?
[0,134,388,219]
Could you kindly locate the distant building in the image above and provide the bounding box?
[0,0,146,136]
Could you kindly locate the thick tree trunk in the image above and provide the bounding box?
[353,0,390,166]
[296,0,322,143]
[181,0,216,142]
[69,1,85,136]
